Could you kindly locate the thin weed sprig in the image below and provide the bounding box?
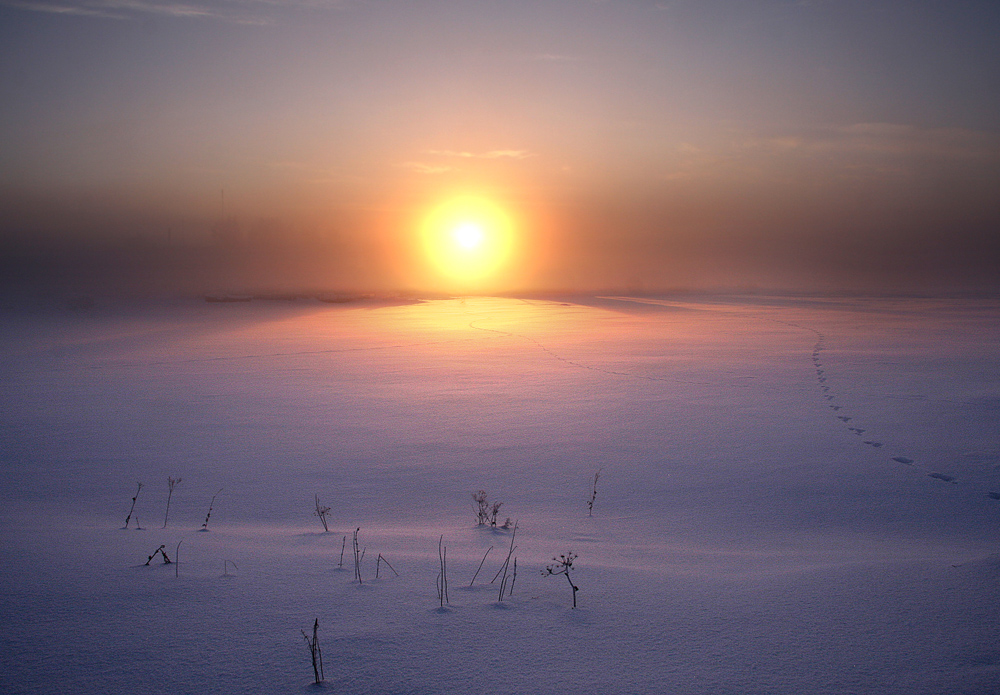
[201,488,223,530]
[301,618,324,684]
[314,495,331,532]
[587,469,602,517]
[162,477,182,529]
[544,552,579,608]
[123,481,143,529]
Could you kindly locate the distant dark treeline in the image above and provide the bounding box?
[2,222,999,298]
[0,232,385,298]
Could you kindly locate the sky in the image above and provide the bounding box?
[1,0,999,295]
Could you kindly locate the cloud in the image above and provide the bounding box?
[482,149,535,159]
[397,162,454,175]
[1,0,124,17]
[426,150,475,159]
[107,0,215,19]
[742,123,1000,162]
[660,123,1000,184]
[427,149,536,160]
[396,149,535,175]
[0,0,353,23]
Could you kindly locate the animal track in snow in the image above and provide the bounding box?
[781,317,966,493]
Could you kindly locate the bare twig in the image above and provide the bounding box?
[163,477,182,529]
[375,554,399,579]
[496,521,518,602]
[469,546,493,586]
[587,468,602,517]
[352,528,362,584]
[473,490,489,526]
[544,552,579,608]
[124,481,143,529]
[314,495,331,532]
[144,544,171,565]
[472,490,504,527]
[301,618,324,684]
[202,488,223,529]
[436,535,449,607]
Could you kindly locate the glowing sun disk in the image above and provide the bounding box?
[452,222,485,249]
[421,196,515,285]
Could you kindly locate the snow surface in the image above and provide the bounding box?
[2,294,999,694]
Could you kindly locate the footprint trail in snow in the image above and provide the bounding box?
[771,318,984,494]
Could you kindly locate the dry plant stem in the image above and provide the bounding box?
[473,490,489,526]
[145,544,165,565]
[163,477,182,529]
[490,521,518,583]
[469,546,493,586]
[496,521,518,602]
[124,481,143,529]
[352,528,362,584]
[223,559,238,576]
[509,557,517,596]
[314,495,331,532]
[301,618,324,684]
[175,540,182,578]
[565,570,578,607]
[338,536,346,568]
[202,488,223,529]
[436,535,450,607]
[544,552,579,608]
[375,554,399,579]
[588,468,602,517]
[489,501,502,527]
[145,544,171,565]
[473,490,504,527]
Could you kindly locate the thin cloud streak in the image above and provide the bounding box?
[2,0,125,17]
[660,123,1000,183]
[427,149,536,160]
[0,0,353,22]
[397,162,455,175]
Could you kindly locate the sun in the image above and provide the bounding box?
[420,196,515,285]
[452,222,485,250]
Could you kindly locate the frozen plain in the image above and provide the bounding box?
[1,294,999,695]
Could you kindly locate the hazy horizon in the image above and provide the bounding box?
[2,0,999,296]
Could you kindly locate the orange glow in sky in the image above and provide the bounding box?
[2,2,998,295]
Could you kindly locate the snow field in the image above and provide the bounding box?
[2,295,999,694]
